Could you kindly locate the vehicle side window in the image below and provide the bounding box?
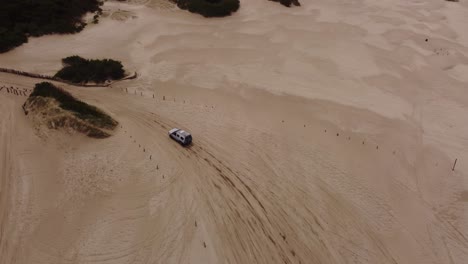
[181,137,184,141]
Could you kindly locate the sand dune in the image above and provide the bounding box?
[1,0,468,263]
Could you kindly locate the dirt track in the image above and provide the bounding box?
[1,72,467,263]
[1,0,468,263]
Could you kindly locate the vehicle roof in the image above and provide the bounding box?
[169,128,191,137]
[177,130,191,137]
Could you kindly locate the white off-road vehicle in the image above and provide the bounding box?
[168,128,192,146]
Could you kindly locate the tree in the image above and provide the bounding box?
[0,0,101,53]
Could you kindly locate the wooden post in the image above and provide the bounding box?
[153,94,154,98]
[163,96,165,101]
[452,158,458,171]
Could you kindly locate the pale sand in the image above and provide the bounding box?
[1,0,468,263]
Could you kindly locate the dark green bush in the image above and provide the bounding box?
[55,56,125,84]
[172,0,240,17]
[0,29,27,53]
[31,82,117,129]
[269,0,301,7]
[0,0,102,53]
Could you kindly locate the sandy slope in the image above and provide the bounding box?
[1,0,468,263]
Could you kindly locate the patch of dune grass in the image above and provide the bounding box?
[30,82,117,129]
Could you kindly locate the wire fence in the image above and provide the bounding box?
[0,67,137,88]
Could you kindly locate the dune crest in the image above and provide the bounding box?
[1,0,468,263]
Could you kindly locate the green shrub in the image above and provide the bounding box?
[172,0,240,17]
[55,56,125,84]
[269,0,301,7]
[0,29,28,53]
[0,0,101,53]
[31,82,117,129]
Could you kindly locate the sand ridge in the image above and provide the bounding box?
[1,0,468,263]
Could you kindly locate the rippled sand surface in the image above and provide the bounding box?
[1,0,468,263]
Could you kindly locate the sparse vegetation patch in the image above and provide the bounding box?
[25,82,118,138]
